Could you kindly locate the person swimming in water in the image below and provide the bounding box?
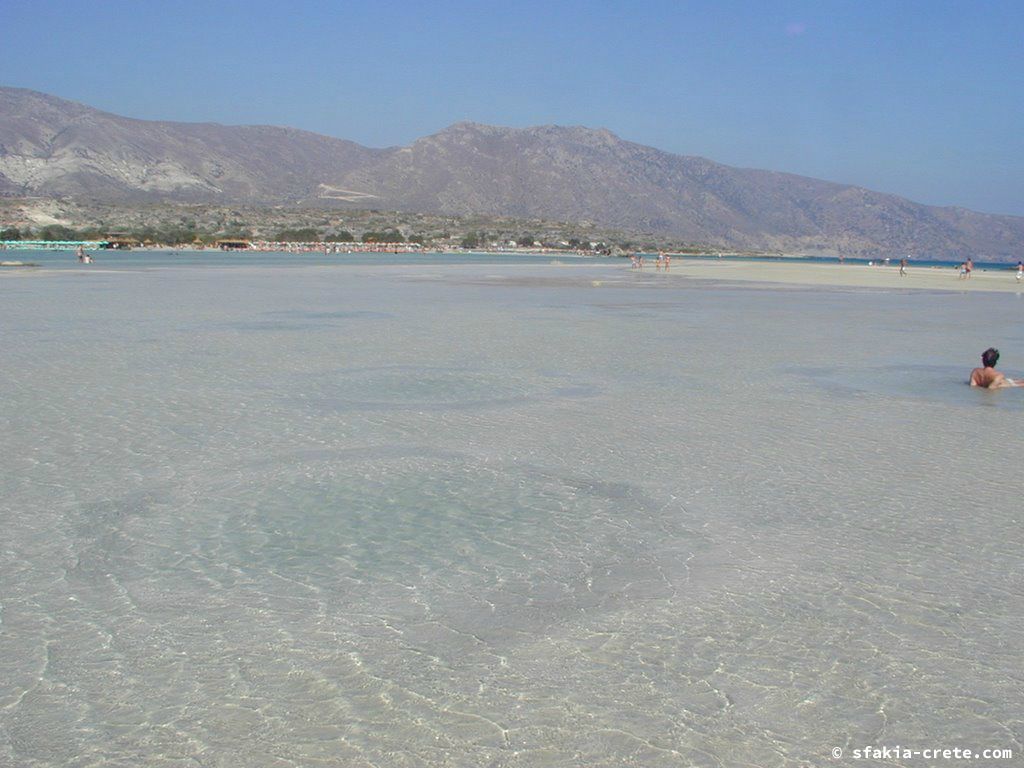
[970,348,1024,388]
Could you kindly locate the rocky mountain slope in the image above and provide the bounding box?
[2,86,1022,259]
[0,87,383,202]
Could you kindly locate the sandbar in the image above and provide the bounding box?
[652,259,1023,293]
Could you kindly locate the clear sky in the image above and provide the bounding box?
[3,0,1023,215]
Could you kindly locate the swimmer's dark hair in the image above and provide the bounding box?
[982,347,1000,367]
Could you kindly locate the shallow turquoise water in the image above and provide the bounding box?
[2,248,605,270]
[1,263,1022,766]
[6,246,1019,271]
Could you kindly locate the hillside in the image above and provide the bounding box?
[2,86,1022,260]
[0,87,384,202]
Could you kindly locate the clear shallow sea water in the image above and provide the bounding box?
[6,247,1020,272]
[2,249,605,270]
[2,261,1023,767]
[8,246,1021,273]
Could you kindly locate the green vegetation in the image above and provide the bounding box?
[37,224,79,241]
[274,227,321,242]
[361,229,404,243]
[0,199,747,255]
[142,225,198,244]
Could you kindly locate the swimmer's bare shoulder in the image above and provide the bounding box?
[970,368,1023,388]
[970,367,995,387]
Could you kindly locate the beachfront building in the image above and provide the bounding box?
[215,239,252,251]
[102,233,140,250]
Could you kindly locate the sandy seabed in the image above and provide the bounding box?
[1,258,1023,767]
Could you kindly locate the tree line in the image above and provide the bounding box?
[1,222,709,254]
[0,225,426,245]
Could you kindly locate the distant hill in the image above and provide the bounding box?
[2,86,1022,260]
[0,87,384,202]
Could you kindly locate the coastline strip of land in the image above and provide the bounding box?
[4,253,1023,294]
[647,259,1023,293]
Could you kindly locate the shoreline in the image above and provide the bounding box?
[4,252,1023,293]
[627,259,1024,294]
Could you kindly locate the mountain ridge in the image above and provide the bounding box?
[2,86,1022,260]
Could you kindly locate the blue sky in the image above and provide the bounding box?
[4,0,1023,215]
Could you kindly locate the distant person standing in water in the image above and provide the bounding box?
[970,348,1024,388]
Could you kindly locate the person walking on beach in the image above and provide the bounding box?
[899,257,907,276]
[958,262,967,279]
[970,348,1024,388]
[1016,260,1022,282]
[965,257,973,278]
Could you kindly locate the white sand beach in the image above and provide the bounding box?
[653,258,1023,292]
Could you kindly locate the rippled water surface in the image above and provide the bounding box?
[2,263,1023,767]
